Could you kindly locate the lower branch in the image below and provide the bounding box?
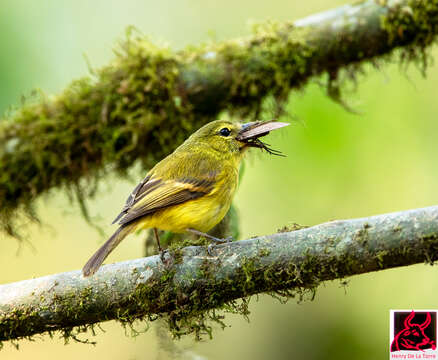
[1,205,438,343]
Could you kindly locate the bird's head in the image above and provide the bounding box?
[183,120,289,158]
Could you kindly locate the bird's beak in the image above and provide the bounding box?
[236,121,289,156]
[236,121,289,141]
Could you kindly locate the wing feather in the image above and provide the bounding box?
[112,175,162,224]
[114,177,215,226]
[112,150,220,226]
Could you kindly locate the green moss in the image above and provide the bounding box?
[277,223,309,232]
[353,224,371,246]
[110,249,324,341]
[393,225,402,233]
[113,260,252,340]
[258,248,271,257]
[419,234,438,265]
[380,0,438,72]
[172,249,184,265]
[375,250,389,268]
[0,284,109,346]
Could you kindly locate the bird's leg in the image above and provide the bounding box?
[187,228,233,256]
[187,228,233,243]
[154,228,169,262]
[154,228,163,251]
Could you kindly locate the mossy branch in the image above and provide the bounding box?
[1,205,438,343]
[1,0,438,237]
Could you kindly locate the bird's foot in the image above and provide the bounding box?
[186,228,234,255]
[159,249,172,266]
[207,236,233,256]
[209,235,233,244]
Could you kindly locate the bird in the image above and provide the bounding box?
[82,119,289,276]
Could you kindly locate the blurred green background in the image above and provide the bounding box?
[2,0,438,359]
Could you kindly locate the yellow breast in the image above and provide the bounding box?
[136,167,239,233]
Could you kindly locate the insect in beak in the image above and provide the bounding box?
[236,121,289,156]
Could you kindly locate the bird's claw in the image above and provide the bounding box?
[159,249,169,262]
[207,243,215,256]
[224,236,233,243]
[210,235,233,244]
[207,236,233,255]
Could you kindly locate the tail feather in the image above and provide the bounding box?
[82,224,135,277]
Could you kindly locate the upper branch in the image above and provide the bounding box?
[1,205,438,342]
[1,0,438,236]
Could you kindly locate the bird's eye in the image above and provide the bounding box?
[219,128,231,137]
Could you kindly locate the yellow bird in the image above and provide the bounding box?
[82,120,289,276]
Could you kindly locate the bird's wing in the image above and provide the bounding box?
[112,175,215,226]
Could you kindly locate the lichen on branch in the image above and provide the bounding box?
[1,205,438,346]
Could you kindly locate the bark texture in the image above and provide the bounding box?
[1,206,438,342]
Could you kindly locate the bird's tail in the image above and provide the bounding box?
[82,223,136,277]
